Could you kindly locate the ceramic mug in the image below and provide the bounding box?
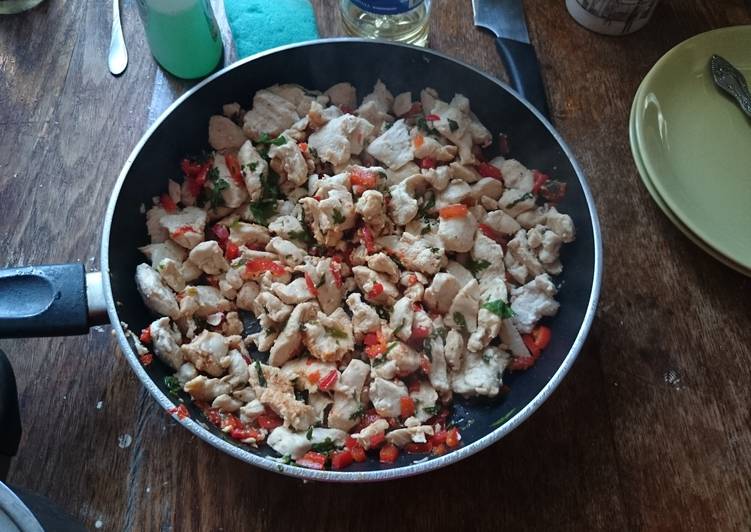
[566,0,659,36]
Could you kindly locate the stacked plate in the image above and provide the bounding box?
[630,26,751,276]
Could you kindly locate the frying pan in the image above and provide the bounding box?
[0,39,602,482]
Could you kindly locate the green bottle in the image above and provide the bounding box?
[136,0,223,80]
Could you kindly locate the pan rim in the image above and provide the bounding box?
[101,37,603,483]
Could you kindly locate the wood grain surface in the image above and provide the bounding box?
[1,0,751,530]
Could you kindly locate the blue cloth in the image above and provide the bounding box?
[224,0,320,58]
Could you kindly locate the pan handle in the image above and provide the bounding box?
[0,264,108,338]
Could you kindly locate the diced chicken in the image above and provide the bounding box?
[424,272,461,314]
[267,427,312,460]
[410,381,438,422]
[471,177,504,201]
[135,263,180,319]
[385,423,434,447]
[435,179,472,209]
[472,232,507,303]
[362,80,394,113]
[451,346,509,397]
[300,185,356,247]
[427,318,451,400]
[420,87,438,114]
[446,279,480,333]
[387,341,421,375]
[510,274,560,333]
[236,281,260,311]
[324,82,357,110]
[247,314,279,352]
[328,359,370,431]
[149,317,183,370]
[266,237,305,267]
[221,348,249,388]
[438,211,477,253]
[386,161,420,186]
[267,83,319,116]
[346,292,381,339]
[499,319,531,358]
[222,102,242,120]
[180,330,232,377]
[527,225,563,268]
[208,115,247,152]
[367,119,414,170]
[545,206,575,243]
[421,165,451,191]
[254,291,293,323]
[139,240,187,268]
[213,154,248,208]
[389,297,415,342]
[505,229,544,284]
[483,209,522,235]
[146,205,169,243]
[188,240,229,275]
[271,277,314,305]
[156,258,186,292]
[267,215,305,240]
[444,329,464,371]
[352,265,399,306]
[261,387,316,430]
[160,207,207,249]
[184,375,232,401]
[239,399,266,424]
[500,159,534,192]
[243,89,300,141]
[237,140,268,202]
[268,137,308,186]
[302,308,355,362]
[212,394,242,413]
[396,232,444,275]
[412,130,458,162]
[499,189,536,218]
[366,253,399,283]
[356,100,392,132]
[229,222,271,248]
[369,377,408,417]
[449,162,482,183]
[308,114,375,168]
[351,419,389,449]
[444,260,474,288]
[393,91,412,117]
[176,362,197,385]
[178,285,232,319]
[355,189,388,233]
[468,308,502,353]
[268,302,319,367]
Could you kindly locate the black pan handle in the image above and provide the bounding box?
[495,37,551,119]
[0,264,108,338]
[0,348,21,481]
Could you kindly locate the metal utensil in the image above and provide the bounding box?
[472,0,550,118]
[710,54,751,118]
[108,0,127,76]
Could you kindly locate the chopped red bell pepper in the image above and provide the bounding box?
[367,282,384,299]
[298,142,308,153]
[181,158,212,197]
[522,334,541,359]
[432,443,447,456]
[446,427,461,448]
[230,427,264,442]
[369,432,385,448]
[420,158,437,169]
[257,412,283,430]
[478,223,509,247]
[509,355,536,371]
[419,355,432,374]
[220,414,243,432]
[171,225,196,239]
[329,262,343,288]
[410,324,431,342]
[379,443,399,464]
[431,430,448,444]
[400,396,415,418]
[206,408,222,427]
[350,444,367,462]
[364,330,387,359]
[139,353,153,366]
[304,272,318,297]
[224,242,240,260]
[297,451,327,470]
[532,170,550,194]
[318,369,339,391]
[476,162,503,180]
[307,370,320,384]
[405,442,433,454]
[350,167,378,190]
[360,225,376,253]
[245,258,286,277]
[406,377,421,394]
[139,327,152,344]
[531,324,552,350]
[407,274,418,286]
[160,194,177,213]
[405,102,423,117]
[168,404,189,420]
[439,204,468,219]
[424,114,440,121]
[331,450,354,470]
[224,153,244,186]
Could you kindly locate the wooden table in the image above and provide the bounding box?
[2,1,750,530]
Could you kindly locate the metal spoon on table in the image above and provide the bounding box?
[108,0,127,76]
[710,54,751,119]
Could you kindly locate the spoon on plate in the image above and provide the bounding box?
[108,0,128,76]
[710,54,751,118]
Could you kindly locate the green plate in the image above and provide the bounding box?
[632,26,751,271]
[630,98,751,276]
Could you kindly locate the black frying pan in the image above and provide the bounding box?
[0,39,602,481]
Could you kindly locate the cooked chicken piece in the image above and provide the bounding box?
[366,253,399,283]
[351,419,389,449]
[265,236,305,267]
[232,386,256,403]
[156,258,186,292]
[268,302,319,367]
[410,381,439,422]
[212,394,242,413]
[356,99,392,132]
[499,318,531,359]
[438,210,478,253]
[237,140,267,202]
[267,215,305,241]
[352,265,399,306]
[444,260,474,288]
[363,79,394,112]
[139,240,187,268]
[302,308,355,362]
[229,222,271,248]
[222,102,242,120]
[366,119,414,170]
[178,285,232,319]
[300,186,356,247]
[403,278,425,301]
[483,209,522,235]
[429,100,474,164]
[505,229,544,284]
[355,189,388,233]
[221,348,249,387]
[389,297,415,342]
[261,387,316,431]
[184,375,232,402]
[369,377,408,417]
[328,359,371,431]
[420,87,439,113]
[451,346,509,397]
[386,341,421,375]
[388,175,423,226]
[412,129,458,162]
[239,399,266,425]
[346,292,381,339]
[395,231,444,275]
[421,165,451,191]
[212,154,248,209]
[500,159,534,192]
[280,357,337,393]
[510,274,559,333]
[385,161,420,185]
[146,205,169,243]
[427,317,451,400]
[268,137,308,186]
[180,330,229,377]
[545,206,575,243]
[208,115,246,152]
[324,82,357,110]
[481,196,499,211]
[243,89,300,141]
[218,268,244,300]
[147,317,183,370]
[308,114,374,168]
[449,162,482,183]
[175,362,197,385]
[160,207,207,249]
[267,83,319,116]
[527,225,563,268]
[516,206,548,229]
[472,232,507,302]
[385,423,435,447]
[267,427,312,460]
[443,329,464,371]
[247,314,278,352]
[499,188,536,218]
[254,291,293,323]
[471,177,504,201]
[307,99,343,129]
[435,179,472,209]
[424,272,461,314]
[307,392,333,423]
[235,281,260,311]
[135,263,180,319]
[468,308,501,354]
[270,277,313,305]
[188,240,229,275]
[393,91,412,117]
[445,279,480,333]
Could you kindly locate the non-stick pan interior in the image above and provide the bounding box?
[105,40,598,478]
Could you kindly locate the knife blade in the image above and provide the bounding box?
[472,0,550,118]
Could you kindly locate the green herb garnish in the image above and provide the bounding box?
[324,325,348,339]
[248,199,277,225]
[164,376,181,397]
[254,360,266,387]
[261,168,281,200]
[423,405,441,416]
[417,117,439,135]
[385,342,398,355]
[453,312,467,333]
[349,404,365,420]
[310,437,336,453]
[306,426,314,440]
[467,259,491,276]
[331,208,345,224]
[448,119,459,132]
[507,192,534,208]
[490,408,517,428]
[206,178,229,209]
[482,300,515,319]
[256,133,287,146]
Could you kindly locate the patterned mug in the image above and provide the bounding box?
[566,0,660,36]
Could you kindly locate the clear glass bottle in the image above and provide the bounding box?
[339,0,431,47]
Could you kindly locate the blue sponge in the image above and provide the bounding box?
[224,0,320,58]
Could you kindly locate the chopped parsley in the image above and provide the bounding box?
[306,426,314,440]
[254,360,266,387]
[310,437,337,453]
[430,247,440,254]
[242,162,258,173]
[248,199,277,225]
[392,320,406,336]
[349,403,365,420]
[417,192,436,219]
[467,259,491,276]
[371,355,386,367]
[288,226,314,245]
[490,408,517,428]
[324,325,348,339]
[256,133,287,146]
[417,117,439,136]
[453,312,468,333]
[261,168,281,200]
[331,208,345,224]
[448,118,459,132]
[281,454,293,465]
[206,178,229,209]
[164,376,181,397]
[423,405,441,416]
[482,300,515,319]
[507,192,534,208]
[384,342,398,355]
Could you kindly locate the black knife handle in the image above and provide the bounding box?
[495,37,550,119]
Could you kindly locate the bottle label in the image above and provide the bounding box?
[351,0,424,15]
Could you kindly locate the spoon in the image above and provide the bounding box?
[108,0,128,76]
[710,54,751,118]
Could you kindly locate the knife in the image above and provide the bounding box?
[472,0,550,118]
